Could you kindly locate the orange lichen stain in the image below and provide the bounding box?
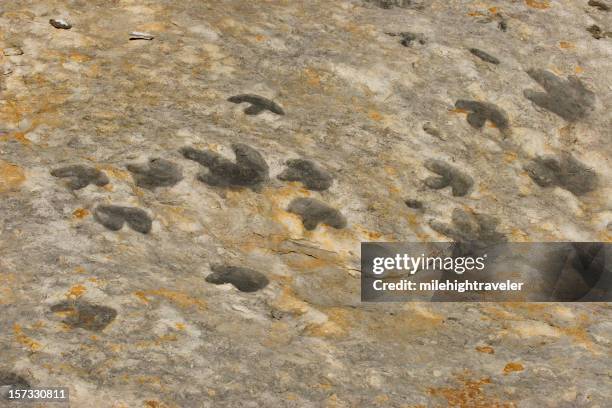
[74,266,86,274]
[13,324,42,352]
[525,0,550,9]
[476,345,495,354]
[503,362,524,374]
[98,165,130,181]
[504,152,518,163]
[559,41,574,49]
[450,107,469,114]
[273,286,309,315]
[66,284,86,299]
[375,395,390,404]
[428,376,514,407]
[254,34,266,42]
[69,52,92,63]
[72,208,90,219]
[574,66,584,74]
[383,166,397,176]
[304,68,321,86]
[133,289,206,310]
[369,111,383,121]
[467,11,485,17]
[489,7,499,14]
[0,161,26,192]
[175,323,186,331]
[144,401,160,408]
[5,131,32,145]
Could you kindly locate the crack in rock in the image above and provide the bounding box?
[227,94,284,115]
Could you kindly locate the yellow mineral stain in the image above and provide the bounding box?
[525,0,550,9]
[574,66,584,74]
[69,52,92,63]
[503,362,524,374]
[428,376,514,407]
[368,111,383,121]
[276,287,310,315]
[0,161,26,192]
[66,284,86,299]
[559,41,574,49]
[13,324,42,352]
[72,208,90,219]
[304,68,321,86]
[504,152,518,163]
[476,345,495,354]
[133,289,206,310]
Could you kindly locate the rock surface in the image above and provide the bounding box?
[0,0,611,407]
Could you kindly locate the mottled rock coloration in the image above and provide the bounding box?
[1,0,610,407]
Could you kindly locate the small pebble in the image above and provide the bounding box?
[3,47,23,56]
[49,19,72,29]
[129,32,154,40]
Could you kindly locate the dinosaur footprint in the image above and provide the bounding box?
[455,100,509,131]
[287,198,347,230]
[181,143,269,189]
[523,69,596,121]
[429,208,506,256]
[126,158,183,190]
[50,301,117,331]
[524,152,597,196]
[423,159,474,197]
[205,265,269,292]
[227,94,285,115]
[277,159,333,191]
[51,165,109,190]
[94,205,152,234]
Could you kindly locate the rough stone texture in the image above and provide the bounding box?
[0,0,611,407]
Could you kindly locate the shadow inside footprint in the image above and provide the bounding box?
[524,153,597,196]
[455,100,509,132]
[287,198,347,230]
[423,159,474,197]
[126,158,183,190]
[227,94,284,115]
[181,143,269,189]
[50,301,117,331]
[277,159,333,191]
[205,265,269,292]
[94,205,152,234]
[50,165,109,190]
[523,69,595,122]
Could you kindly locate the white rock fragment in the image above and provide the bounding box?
[129,32,154,41]
[3,47,23,56]
[49,19,72,29]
